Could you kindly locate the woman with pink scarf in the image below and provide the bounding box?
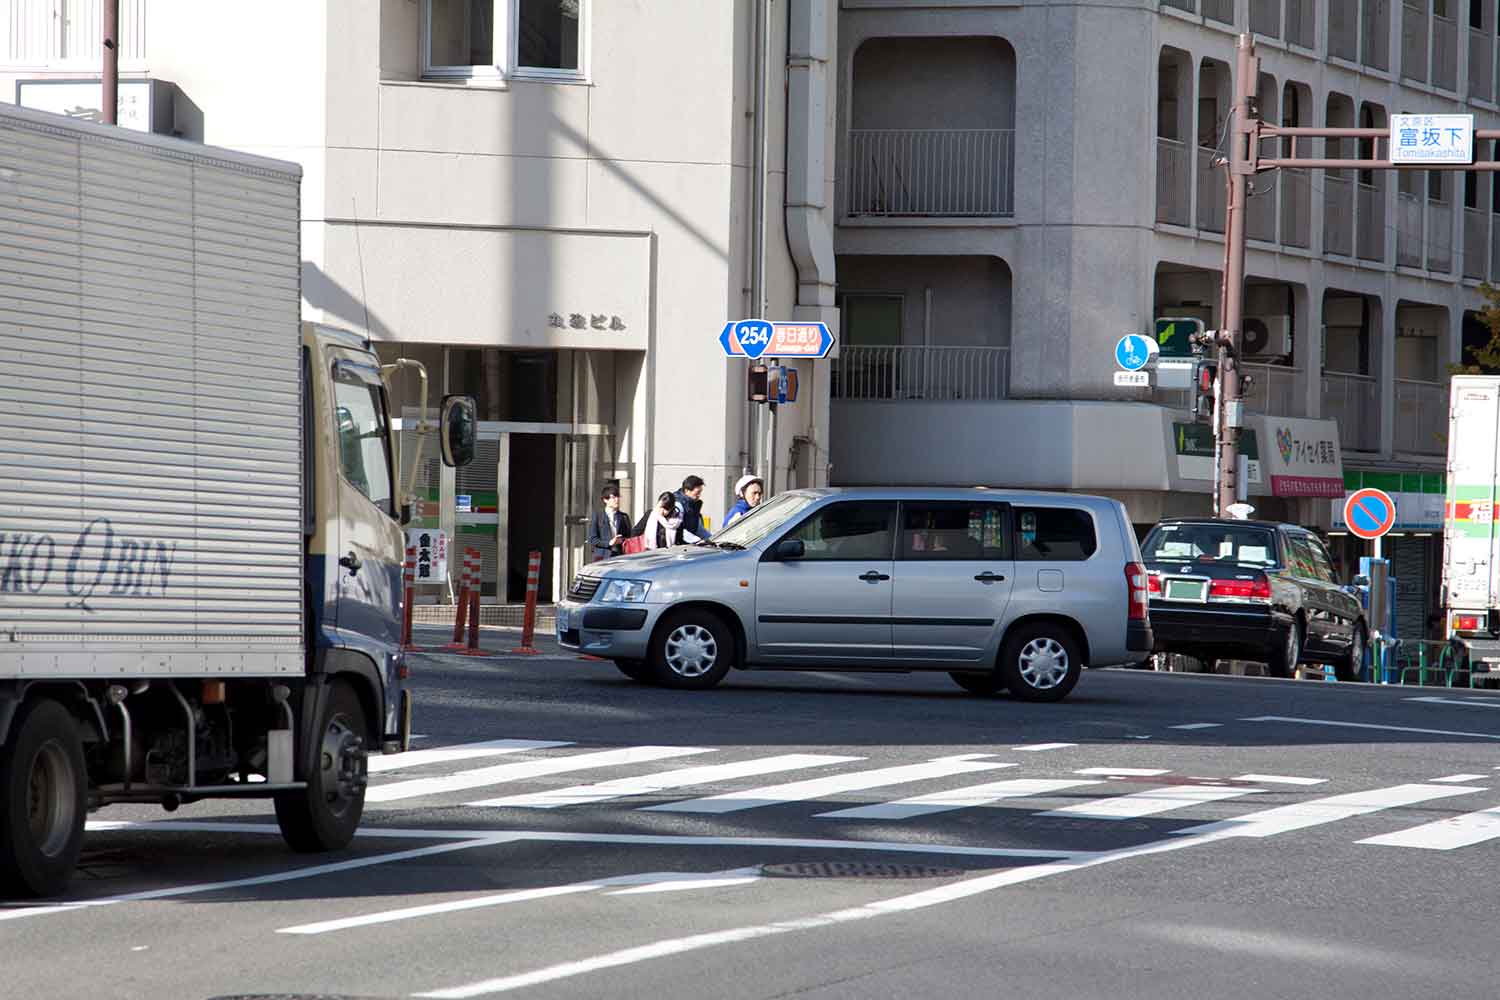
[642,491,684,549]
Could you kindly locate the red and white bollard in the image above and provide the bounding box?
[511,550,542,655]
[445,548,474,651]
[400,545,419,652]
[460,547,493,657]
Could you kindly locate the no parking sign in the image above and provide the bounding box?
[1343,488,1396,557]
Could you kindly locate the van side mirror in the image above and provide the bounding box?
[774,538,805,561]
[439,394,477,467]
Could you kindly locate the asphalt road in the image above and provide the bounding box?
[5,624,1500,1000]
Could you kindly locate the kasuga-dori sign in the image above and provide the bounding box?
[1259,416,1344,497]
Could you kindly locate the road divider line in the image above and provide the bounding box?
[816,778,1100,821]
[1169,723,1222,731]
[1241,716,1500,741]
[366,745,714,803]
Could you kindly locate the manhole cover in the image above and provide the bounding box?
[760,862,964,880]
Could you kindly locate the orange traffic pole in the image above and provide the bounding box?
[400,545,419,652]
[446,549,473,650]
[461,548,493,656]
[511,550,542,654]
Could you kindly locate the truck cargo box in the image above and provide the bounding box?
[0,104,305,677]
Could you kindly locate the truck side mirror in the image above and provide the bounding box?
[440,394,478,467]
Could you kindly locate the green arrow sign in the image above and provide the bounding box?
[1154,317,1204,359]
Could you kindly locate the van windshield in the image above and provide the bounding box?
[711,492,820,548]
[1142,522,1279,567]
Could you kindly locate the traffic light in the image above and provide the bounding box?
[1192,359,1217,422]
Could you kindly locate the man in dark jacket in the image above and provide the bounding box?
[674,475,711,542]
[587,485,632,562]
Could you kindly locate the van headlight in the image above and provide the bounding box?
[599,579,652,603]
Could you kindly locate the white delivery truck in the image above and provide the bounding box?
[0,104,475,896]
[1442,375,1500,676]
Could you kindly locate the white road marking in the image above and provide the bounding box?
[366,739,572,774]
[641,755,1010,815]
[1181,783,1484,838]
[1074,767,1171,777]
[1233,774,1327,786]
[1405,696,1500,709]
[605,868,762,896]
[468,753,863,809]
[817,778,1099,821]
[1242,715,1500,741]
[1358,805,1500,850]
[1431,773,1488,783]
[1012,742,1076,751]
[365,746,713,803]
[1037,784,1262,820]
[1169,723,1222,730]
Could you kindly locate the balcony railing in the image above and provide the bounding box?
[1324,174,1354,256]
[1395,378,1448,455]
[1397,191,1424,268]
[1240,363,1304,417]
[1280,168,1311,247]
[1197,146,1226,233]
[845,129,1015,218]
[1433,15,1458,91]
[1157,137,1191,226]
[1465,207,1488,279]
[1472,28,1495,103]
[1402,1,1429,82]
[1428,201,1454,272]
[1286,0,1315,48]
[1357,182,1384,262]
[831,345,1010,401]
[1323,371,1380,452]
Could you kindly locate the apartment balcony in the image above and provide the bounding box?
[1201,0,1232,24]
[1433,15,1459,91]
[1472,28,1495,104]
[1465,207,1489,280]
[1286,0,1315,48]
[1157,138,1191,226]
[1197,146,1226,233]
[1395,378,1449,455]
[1397,191,1424,268]
[1240,363,1304,417]
[1356,183,1384,262]
[1280,169,1311,247]
[844,129,1015,219]
[1402,2,1428,82]
[1328,1,1358,62]
[1428,204,1454,272]
[1250,2,1279,38]
[1323,175,1354,257]
[831,345,1010,401]
[1322,371,1380,452]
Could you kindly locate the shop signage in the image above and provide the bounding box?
[1259,416,1344,497]
[16,79,164,133]
[1173,422,1262,486]
[1331,471,1445,531]
[406,529,448,582]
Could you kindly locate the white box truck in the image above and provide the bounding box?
[0,104,475,896]
[1442,375,1500,674]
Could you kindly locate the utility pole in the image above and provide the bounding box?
[1216,33,1257,515]
[101,0,119,125]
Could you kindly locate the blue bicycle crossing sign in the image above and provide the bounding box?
[1115,334,1159,372]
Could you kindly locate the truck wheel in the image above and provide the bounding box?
[275,680,367,853]
[998,623,1082,702]
[649,611,734,690]
[1266,620,1302,679]
[0,698,87,898]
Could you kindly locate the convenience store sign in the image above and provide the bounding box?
[1331,471,1444,531]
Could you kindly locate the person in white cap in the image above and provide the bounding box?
[725,474,764,526]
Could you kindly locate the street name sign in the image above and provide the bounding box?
[1390,114,1474,164]
[720,320,835,359]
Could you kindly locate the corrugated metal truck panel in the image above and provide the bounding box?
[0,105,305,677]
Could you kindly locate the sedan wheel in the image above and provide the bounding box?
[998,624,1082,702]
[649,612,734,690]
[1267,620,1301,679]
[1335,625,1365,683]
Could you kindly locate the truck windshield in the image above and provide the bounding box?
[1142,523,1278,567]
[711,492,819,548]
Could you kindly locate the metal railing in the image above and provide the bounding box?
[1402,1,1429,82]
[1472,28,1495,103]
[1357,182,1384,261]
[1433,14,1458,91]
[1397,191,1424,268]
[1328,1,1358,61]
[1394,378,1449,455]
[1280,168,1311,247]
[831,345,1011,401]
[1197,146,1225,233]
[1157,137,1191,226]
[845,129,1015,218]
[1322,371,1380,452]
[1465,206,1489,279]
[1240,363,1304,416]
[1286,0,1316,48]
[1428,201,1454,272]
[1323,174,1354,256]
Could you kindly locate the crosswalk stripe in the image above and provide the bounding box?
[1182,783,1484,838]
[1074,767,1171,777]
[467,754,864,809]
[1358,805,1500,850]
[366,746,713,804]
[1431,774,1488,783]
[1233,773,1326,786]
[1036,784,1262,820]
[816,777,1096,821]
[641,755,1011,815]
[366,739,573,774]
[1013,743,1076,752]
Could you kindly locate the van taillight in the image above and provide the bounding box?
[1126,562,1149,621]
[1209,574,1272,602]
[1452,612,1486,633]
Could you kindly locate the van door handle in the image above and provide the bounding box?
[858,570,890,583]
[974,572,1006,583]
[339,551,362,575]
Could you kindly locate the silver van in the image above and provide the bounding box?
[556,488,1152,701]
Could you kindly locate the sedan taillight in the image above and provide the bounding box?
[1209,573,1272,603]
[1126,562,1149,621]
[1146,571,1162,595]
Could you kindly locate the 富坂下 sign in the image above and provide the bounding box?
[1390,113,1474,164]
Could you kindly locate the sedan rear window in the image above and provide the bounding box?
[1143,523,1278,567]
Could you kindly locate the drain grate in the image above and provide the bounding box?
[760,861,964,880]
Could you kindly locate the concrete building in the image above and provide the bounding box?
[2,0,1488,636]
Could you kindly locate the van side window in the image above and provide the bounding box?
[785,502,896,561]
[1014,507,1096,562]
[899,502,1009,561]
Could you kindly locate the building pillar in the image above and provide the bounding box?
[1304,279,1325,419]
[1378,293,1398,458]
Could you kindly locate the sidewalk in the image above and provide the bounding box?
[408,622,577,659]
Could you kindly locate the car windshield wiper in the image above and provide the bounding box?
[714,541,744,550]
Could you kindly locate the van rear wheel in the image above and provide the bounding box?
[0,698,87,899]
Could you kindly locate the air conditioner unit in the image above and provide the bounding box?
[1242,315,1292,359]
